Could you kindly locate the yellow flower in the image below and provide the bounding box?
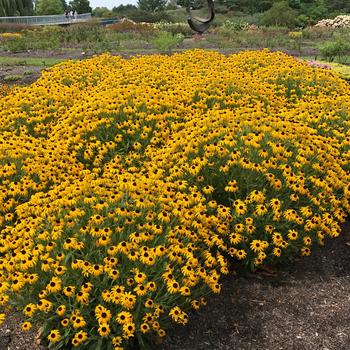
[63,286,75,297]
[76,291,89,305]
[56,305,66,316]
[61,318,69,327]
[229,232,242,245]
[47,330,61,343]
[140,323,150,333]
[287,229,298,240]
[301,247,311,256]
[98,323,110,337]
[72,316,86,329]
[236,249,247,260]
[122,322,135,338]
[72,330,88,346]
[23,303,37,317]
[115,311,133,325]
[21,321,32,331]
[250,240,265,253]
[273,247,282,257]
[95,305,112,324]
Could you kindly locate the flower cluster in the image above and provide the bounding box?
[153,22,194,36]
[0,49,349,349]
[108,20,156,36]
[305,60,331,69]
[315,15,350,28]
[222,19,249,31]
[0,32,22,40]
[0,84,12,97]
[153,22,188,30]
[325,62,350,81]
[288,31,303,39]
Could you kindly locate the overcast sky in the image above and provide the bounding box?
[89,0,138,9]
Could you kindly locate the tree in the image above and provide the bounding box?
[112,4,138,13]
[60,0,68,10]
[260,1,298,27]
[0,0,12,16]
[325,0,350,12]
[22,0,34,14]
[224,0,273,14]
[36,0,64,14]
[300,0,327,20]
[137,0,167,12]
[176,0,204,10]
[112,4,138,18]
[68,0,91,13]
[92,6,112,17]
[0,0,33,16]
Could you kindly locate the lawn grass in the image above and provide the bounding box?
[0,56,66,66]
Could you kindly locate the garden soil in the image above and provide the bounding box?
[0,225,349,350]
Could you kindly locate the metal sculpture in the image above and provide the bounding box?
[186,0,215,34]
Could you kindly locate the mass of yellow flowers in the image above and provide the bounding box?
[0,32,22,40]
[0,49,349,349]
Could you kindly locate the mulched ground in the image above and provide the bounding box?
[161,226,350,350]
[0,226,349,350]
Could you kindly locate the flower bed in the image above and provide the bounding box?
[0,50,349,349]
[0,32,22,41]
[315,15,350,28]
[0,84,12,97]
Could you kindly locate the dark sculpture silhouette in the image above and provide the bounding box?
[187,0,215,34]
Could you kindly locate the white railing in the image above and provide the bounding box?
[0,13,92,25]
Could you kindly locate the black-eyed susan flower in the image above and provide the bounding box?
[47,330,61,343]
[98,323,110,337]
[21,321,32,331]
[0,313,6,326]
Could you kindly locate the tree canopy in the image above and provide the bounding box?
[0,0,33,16]
[180,0,350,19]
[35,0,64,15]
[137,0,167,12]
[68,0,91,13]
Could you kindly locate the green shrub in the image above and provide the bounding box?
[150,31,184,53]
[3,74,22,82]
[302,26,334,40]
[108,21,157,40]
[163,8,187,23]
[1,37,27,52]
[326,62,350,81]
[205,32,236,50]
[295,14,311,28]
[0,26,61,52]
[153,22,193,37]
[288,31,303,52]
[222,19,249,31]
[210,26,290,50]
[260,1,298,28]
[60,23,106,45]
[128,10,172,23]
[318,37,350,62]
[0,23,35,33]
